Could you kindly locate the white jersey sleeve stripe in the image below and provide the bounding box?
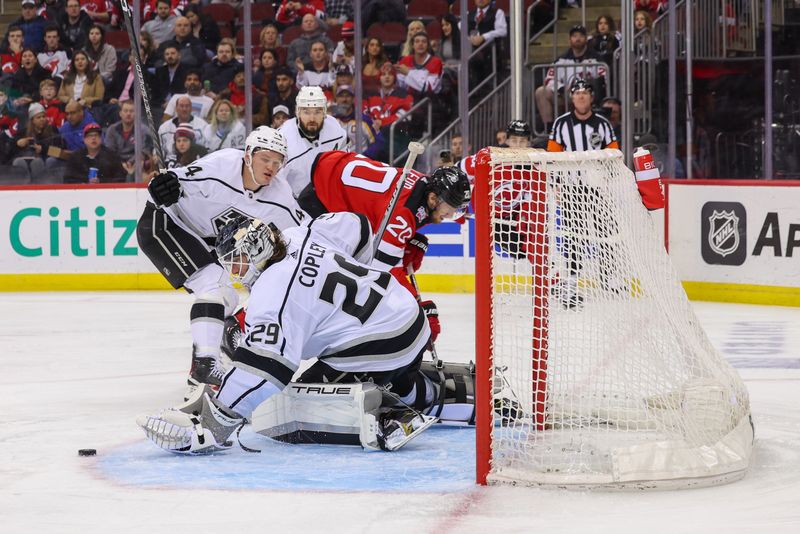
[233,347,298,388]
[217,367,282,419]
[320,308,428,371]
[320,135,344,147]
[285,145,315,166]
[179,176,244,194]
[254,199,304,225]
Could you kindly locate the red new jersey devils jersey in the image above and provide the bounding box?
[310,151,428,271]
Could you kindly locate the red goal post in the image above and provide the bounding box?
[473,147,753,489]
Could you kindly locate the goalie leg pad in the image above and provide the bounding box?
[250,382,385,450]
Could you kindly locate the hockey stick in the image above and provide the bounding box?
[407,266,441,365]
[373,141,426,257]
[406,265,446,418]
[119,0,166,171]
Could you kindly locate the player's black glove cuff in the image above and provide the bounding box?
[421,300,438,318]
[408,232,428,253]
[148,171,181,207]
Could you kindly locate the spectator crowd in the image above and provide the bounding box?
[0,1,656,184]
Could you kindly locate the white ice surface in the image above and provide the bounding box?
[2,292,799,534]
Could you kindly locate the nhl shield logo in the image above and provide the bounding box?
[700,202,747,266]
[707,210,739,257]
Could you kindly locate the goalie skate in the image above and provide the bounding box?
[137,386,243,455]
[185,349,228,401]
[377,409,437,451]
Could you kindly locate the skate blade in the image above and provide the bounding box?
[383,414,438,452]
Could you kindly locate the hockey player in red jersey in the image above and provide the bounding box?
[298,150,470,272]
[293,150,470,343]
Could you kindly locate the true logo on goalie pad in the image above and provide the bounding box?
[701,202,747,266]
[289,385,353,395]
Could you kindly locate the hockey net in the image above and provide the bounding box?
[473,147,753,489]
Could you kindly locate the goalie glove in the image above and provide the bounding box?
[402,232,428,274]
[137,385,243,455]
[148,170,182,207]
[421,300,440,344]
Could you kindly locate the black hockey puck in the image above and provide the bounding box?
[78,449,97,457]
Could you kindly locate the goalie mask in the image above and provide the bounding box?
[216,217,283,288]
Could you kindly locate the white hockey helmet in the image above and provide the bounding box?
[245,125,288,160]
[216,217,282,288]
[296,85,327,113]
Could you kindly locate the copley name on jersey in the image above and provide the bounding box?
[298,241,327,287]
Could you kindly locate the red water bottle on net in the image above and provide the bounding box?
[633,147,664,210]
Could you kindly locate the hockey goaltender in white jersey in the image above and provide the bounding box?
[137,212,487,454]
[136,127,307,396]
[278,86,347,197]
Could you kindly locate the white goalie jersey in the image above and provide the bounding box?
[225,213,430,407]
[152,148,309,241]
[278,116,347,197]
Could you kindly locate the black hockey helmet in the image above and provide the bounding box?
[506,120,531,138]
[428,166,471,210]
[570,78,594,95]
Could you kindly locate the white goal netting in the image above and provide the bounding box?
[479,148,752,489]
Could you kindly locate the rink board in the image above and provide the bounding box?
[1,182,798,306]
[665,180,800,306]
[0,184,475,292]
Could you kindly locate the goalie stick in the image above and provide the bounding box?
[406,265,447,418]
[119,0,166,171]
[373,141,426,256]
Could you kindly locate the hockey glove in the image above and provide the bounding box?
[421,300,440,344]
[403,233,429,274]
[148,171,182,207]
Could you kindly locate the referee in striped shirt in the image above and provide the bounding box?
[547,79,619,152]
[547,79,619,307]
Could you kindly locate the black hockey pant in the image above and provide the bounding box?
[136,202,216,289]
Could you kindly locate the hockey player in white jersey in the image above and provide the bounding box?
[136,126,308,395]
[278,85,348,197]
[137,213,484,454]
